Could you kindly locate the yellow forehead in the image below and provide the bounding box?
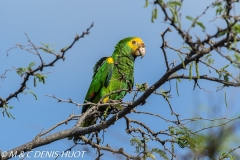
[127,37,144,51]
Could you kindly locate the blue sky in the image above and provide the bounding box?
[1,0,240,159]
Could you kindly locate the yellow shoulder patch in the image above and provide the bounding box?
[107,57,114,64]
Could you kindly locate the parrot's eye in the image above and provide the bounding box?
[132,40,137,45]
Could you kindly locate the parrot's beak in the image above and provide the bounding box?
[131,40,146,58]
[136,43,146,58]
[138,47,146,58]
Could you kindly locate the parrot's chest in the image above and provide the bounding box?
[106,70,133,99]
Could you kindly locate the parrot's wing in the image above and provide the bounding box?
[92,57,108,78]
[82,57,114,113]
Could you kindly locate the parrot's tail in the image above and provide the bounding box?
[81,117,96,127]
[68,117,96,142]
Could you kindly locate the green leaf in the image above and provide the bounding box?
[151,148,168,160]
[35,73,47,84]
[130,138,142,153]
[177,52,185,69]
[171,142,174,158]
[151,8,158,23]
[28,62,35,69]
[224,73,229,82]
[144,0,148,8]
[34,77,37,87]
[146,153,156,160]
[41,43,56,53]
[186,15,194,21]
[41,43,49,48]
[195,61,200,79]
[169,8,177,23]
[234,53,240,62]
[216,30,227,37]
[168,1,182,7]
[223,65,229,70]
[196,21,205,30]
[103,106,111,118]
[213,2,224,15]
[233,24,240,34]
[224,91,228,108]
[186,16,205,30]
[176,79,180,97]
[158,0,164,5]
[182,45,192,51]
[8,112,15,119]
[219,152,235,160]
[205,54,214,65]
[16,67,27,76]
[154,8,158,19]
[30,90,38,100]
[136,83,147,92]
[189,62,193,81]
[169,126,175,135]
[5,111,10,118]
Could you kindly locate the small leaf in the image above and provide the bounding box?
[146,153,156,160]
[189,62,193,81]
[154,8,158,19]
[144,0,148,8]
[195,61,200,79]
[177,52,185,69]
[34,77,37,87]
[224,91,228,108]
[216,30,227,37]
[168,1,182,7]
[16,68,26,76]
[28,62,35,69]
[35,73,47,84]
[233,24,240,34]
[176,80,180,97]
[41,43,49,48]
[196,21,206,30]
[9,112,15,119]
[169,8,177,23]
[223,65,229,69]
[43,77,45,84]
[151,8,158,23]
[224,74,229,82]
[30,90,38,100]
[158,0,164,5]
[151,148,168,160]
[5,111,10,118]
[186,15,194,21]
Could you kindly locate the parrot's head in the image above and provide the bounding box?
[114,37,146,60]
[127,37,146,59]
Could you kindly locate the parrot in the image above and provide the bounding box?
[81,37,146,127]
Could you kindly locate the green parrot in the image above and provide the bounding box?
[81,37,146,127]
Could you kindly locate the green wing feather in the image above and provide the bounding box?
[81,57,114,127]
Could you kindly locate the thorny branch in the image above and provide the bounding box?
[0,22,94,109]
[2,0,240,159]
[169,74,240,87]
[160,27,172,71]
[80,136,138,160]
